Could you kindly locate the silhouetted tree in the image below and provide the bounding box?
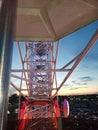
[9,93,19,104]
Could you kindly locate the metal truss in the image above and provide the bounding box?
[11,41,60,101]
[26,104,53,118]
[10,29,98,130]
[25,42,53,99]
[10,41,60,130]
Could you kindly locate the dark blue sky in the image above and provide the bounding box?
[56,20,98,95]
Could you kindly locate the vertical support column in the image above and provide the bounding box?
[0,0,17,130]
[57,96,62,130]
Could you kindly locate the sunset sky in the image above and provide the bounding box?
[11,20,98,96]
[55,20,98,95]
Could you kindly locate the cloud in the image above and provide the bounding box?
[71,76,93,87]
[63,83,72,87]
[63,82,87,90]
[72,80,87,85]
[62,76,94,92]
[79,76,93,82]
[68,86,87,90]
[63,84,73,89]
[63,76,93,88]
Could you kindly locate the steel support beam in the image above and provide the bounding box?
[0,0,17,130]
[10,82,29,101]
[11,68,71,72]
[52,29,98,98]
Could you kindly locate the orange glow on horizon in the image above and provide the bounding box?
[57,86,98,96]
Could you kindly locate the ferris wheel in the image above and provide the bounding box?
[11,41,70,130]
[11,31,97,129]
[0,0,98,130]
